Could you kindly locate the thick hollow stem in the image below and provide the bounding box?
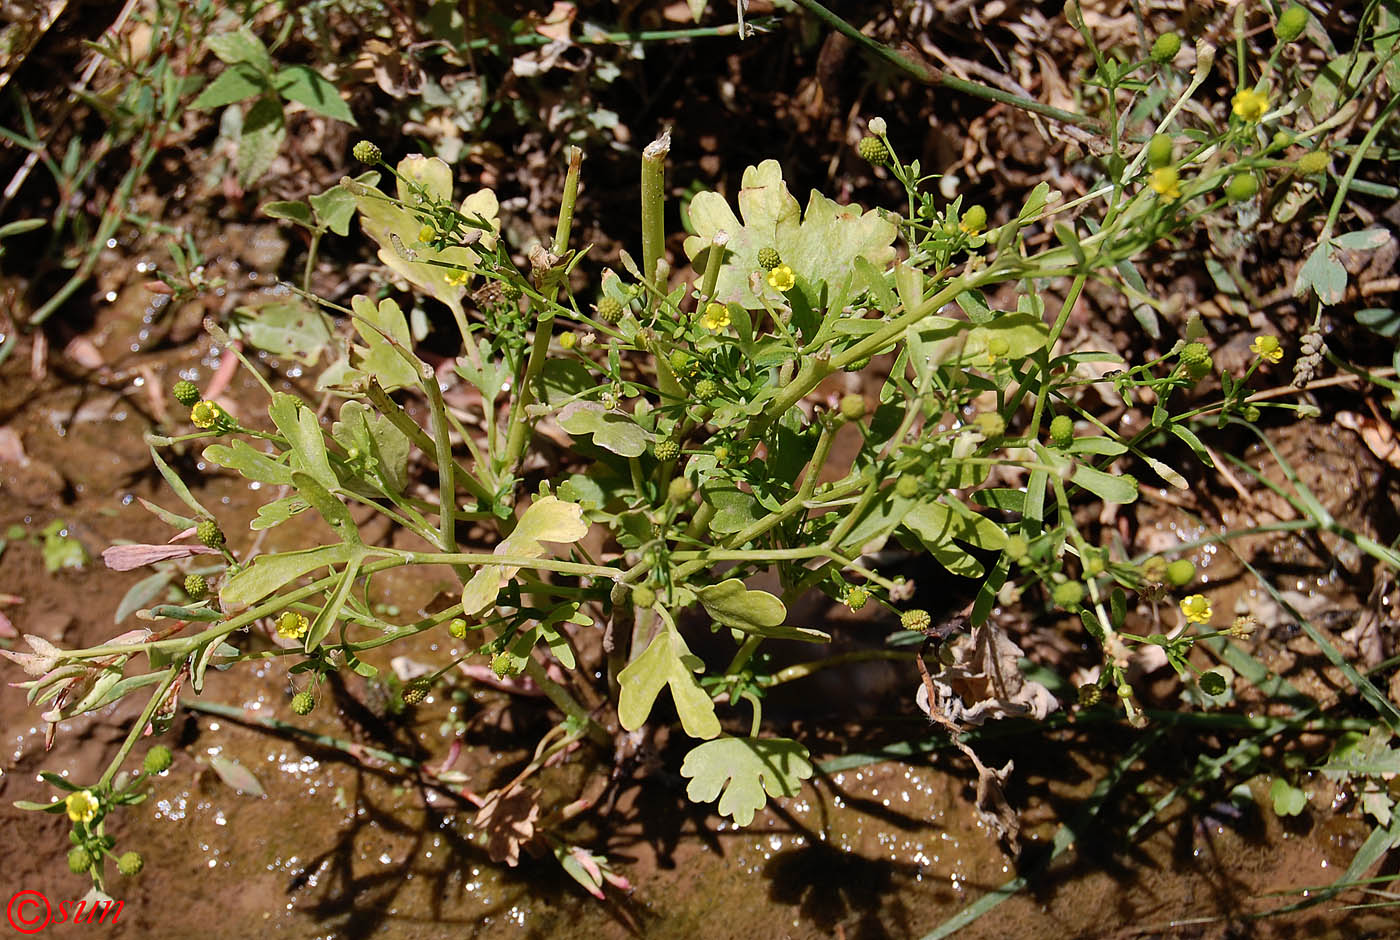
[640,132,671,295]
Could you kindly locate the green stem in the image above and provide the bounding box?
[770,649,915,686]
[523,658,610,746]
[502,309,556,476]
[97,666,181,789]
[640,132,670,295]
[553,146,583,257]
[1320,92,1399,242]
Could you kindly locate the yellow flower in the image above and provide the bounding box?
[1232,88,1269,123]
[66,790,99,824]
[1250,335,1283,363]
[445,268,470,286]
[1150,167,1181,200]
[418,224,436,245]
[700,301,731,331]
[276,612,310,640]
[1180,594,1212,624]
[190,400,222,429]
[767,264,796,292]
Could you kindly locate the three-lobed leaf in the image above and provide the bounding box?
[617,625,721,739]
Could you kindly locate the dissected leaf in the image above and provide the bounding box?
[617,625,720,739]
[342,294,420,391]
[556,401,651,457]
[682,159,897,308]
[1295,240,1348,305]
[461,497,589,614]
[680,736,813,825]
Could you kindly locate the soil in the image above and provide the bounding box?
[2,1,1400,938]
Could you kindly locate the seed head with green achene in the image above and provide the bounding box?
[117,852,144,876]
[1050,414,1074,448]
[693,378,720,403]
[1276,5,1307,42]
[655,439,680,461]
[1150,32,1181,63]
[196,519,224,549]
[839,394,866,421]
[1226,173,1259,202]
[144,745,173,774]
[68,847,94,874]
[844,586,870,611]
[595,296,623,324]
[756,247,782,271]
[1146,134,1174,169]
[184,573,208,599]
[401,678,431,705]
[857,136,890,166]
[352,140,383,164]
[901,609,931,632]
[172,380,200,407]
[291,692,315,715]
[1052,580,1085,608]
[632,584,657,609]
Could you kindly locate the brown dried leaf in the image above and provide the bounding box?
[915,623,1059,725]
[474,785,541,866]
[1337,411,1400,471]
[101,543,220,571]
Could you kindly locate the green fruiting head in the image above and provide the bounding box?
[857,136,890,166]
[756,247,782,271]
[196,519,224,549]
[172,380,200,407]
[1083,550,1106,577]
[1077,684,1103,706]
[401,678,431,706]
[1150,32,1182,63]
[1049,414,1074,449]
[491,651,523,678]
[1276,5,1307,42]
[1165,559,1196,587]
[1006,534,1029,561]
[117,851,144,876]
[1052,580,1085,608]
[290,691,315,715]
[1146,134,1174,169]
[839,393,866,421]
[1140,556,1169,583]
[1225,173,1259,202]
[352,140,383,164]
[183,573,208,599]
[448,618,468,639]
[844,585,870,611]
[1179,342,1213,380]
[68,847,94,874]
[143,745,173,774]
[596,296,623,324]
[844,356,871,373]
[667,476,694,504]
[973,412,1005,439]
[1297,151,1329,175]
[895,474,921,499]
[632,584,657,609]
[654,439,680,461]
[693,378,720,403]
[960,205,987,234]
[900,608,931,632]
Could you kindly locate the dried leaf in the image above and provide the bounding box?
[914,623,1059,725]
[101,543,221,571]
[474,785,541,866]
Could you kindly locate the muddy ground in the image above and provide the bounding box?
[3,0,1400,937]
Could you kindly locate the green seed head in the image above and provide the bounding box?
[1297,151,1330,175]
[1077,684,1102,706]
[1083,550,1106,577]
[973,412,1006,439]
[1006,534,1030,561]
[900,608,931,632]
[68,847,94,874]
[1165,559,1196,587]
[401,678,431,706]
[1146,134,1174,169]
[895,474,921,499]
[1052,580,1085,608]
[667,476,695,504]
[1180,342,1213,380]
[117,851,144,876]
[844,356,871,373]
[1140,556,1169,583]
[448,618,468,639]
[632,584,657,609]
[960,204,987,234]
[196,519,224,549]
[183,573,208,599]
[1225,173,1259,202]
[143,745,173,774]
[857,136,890,166]
[756,247,782,271]
[491,651,523,678]
[352,140,383,164]
[172,380,201,407]
[655,439,680,461]
[839,393,867,422]
[290,691,315,716]
[1049,414,1074,449]
[1276,5,1307,42]
[694,378,720,403]
[844,585,870,610]
[1150,32,1182,64]
[596,296,623,324]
